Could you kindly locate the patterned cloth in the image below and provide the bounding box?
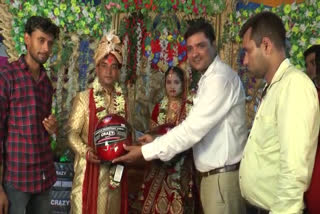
[131,97,201,214]
[0,55,56,193]
[67,90,123,214]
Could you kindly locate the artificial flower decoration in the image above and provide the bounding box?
[5,0,111,56]
[223,1,320,69]
[103,0,225,16]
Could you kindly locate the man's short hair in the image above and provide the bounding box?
[25,16,60,39]
[304,45,320,59]
[239,11,286,50]
[184,18,216,44]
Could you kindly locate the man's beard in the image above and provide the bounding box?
[30,51,49,65]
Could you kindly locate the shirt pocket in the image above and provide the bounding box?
[253,115,279,152]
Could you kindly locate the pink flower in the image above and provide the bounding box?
[193,7,198,14]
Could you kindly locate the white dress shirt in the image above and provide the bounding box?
[142,56,248,172]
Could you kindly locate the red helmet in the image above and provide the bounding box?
[94,114,132,161]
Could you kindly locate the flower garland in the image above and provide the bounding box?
[159,27,169,72]
[222,1,320,69]
[92,78,126,120]
[136,22,142,76]
[66,34,80,113]
[103,0,226,16]
[92,77,126,189]
[157,95,193,125]
[120,34,129,84]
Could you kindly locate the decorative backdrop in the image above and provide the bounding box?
[1,0,318,158]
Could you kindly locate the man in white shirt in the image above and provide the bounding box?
[114,19,248,214]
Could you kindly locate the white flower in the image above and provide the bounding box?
[310,38,317,45]
[82,9,89,18]
[12,1,20,9]
[291,3,297,10]
[54,18,59,26]
[39,0,44,7]
[298,40,306,47]
[31,5,37,13]
[299,24,306,32]
[48,11,55,19]
[236,11,241,18]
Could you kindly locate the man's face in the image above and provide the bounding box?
[165,70,183,98]
[96,54,120,89]
[242,28,268,79]
[186,32,216,73]
[305,52,316,79]
[24,29,54,65]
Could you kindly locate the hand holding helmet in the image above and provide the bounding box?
[94,114,132,162]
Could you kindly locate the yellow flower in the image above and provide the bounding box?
[84,28,90,34]
[285,22,289,31]
[229,14,233,22]
[307,11,313,17]
[24,2,31,11]
[67,15,74,22]
[284,4,291,14]
[75,6,81,13]
[301,36,306,42]
[43,9,49,16]
[19,37,24,43]
[54,8,60,16]
[178,36,184,42]
[71,0,77,4]
[89,13,94,19]
[60,4,67,11]
[18,11,24,18]
[297,52,303,59]
[60,20,65,27]
[235,35,241,43]
[255,7,261,13]
[167,35,173,42]
[292,45,298,52]
[292,26,299,34]
[93,23,98,30]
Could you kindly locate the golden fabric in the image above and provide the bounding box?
[67,89,121,214]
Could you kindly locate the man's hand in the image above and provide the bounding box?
[86,149,101,164]
[138,134,154,145]
[0,186,8,214]
[112,145,143,163]
[43,114,57,135]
